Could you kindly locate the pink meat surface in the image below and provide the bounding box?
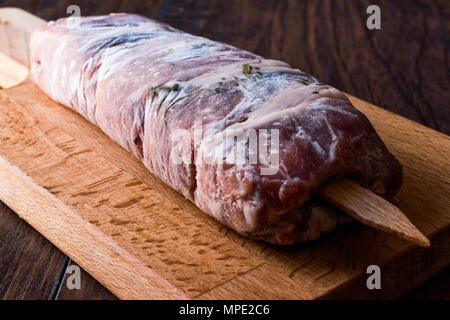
[30,14,402,244]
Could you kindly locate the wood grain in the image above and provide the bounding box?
[0,147,188,299]
[2,0,448,296]
[0,7,45,67]
[0,0,166,21]
[405,268,450,300]
[0,52,28,88]
[0,202,67,300]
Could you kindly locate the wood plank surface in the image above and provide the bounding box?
[0,0,448,298]
[0,202,67,299]
[405,269,450,300]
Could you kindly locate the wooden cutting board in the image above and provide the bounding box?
[0,7,449,299]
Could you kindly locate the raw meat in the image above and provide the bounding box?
[29,14,402,244]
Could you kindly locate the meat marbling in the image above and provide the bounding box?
[29,14,402,244]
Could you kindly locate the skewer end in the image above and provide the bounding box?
[413,233,431,248]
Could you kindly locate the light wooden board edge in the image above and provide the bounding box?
[0,154,188,300]
[0,52,28,88]
[0,7,46,67]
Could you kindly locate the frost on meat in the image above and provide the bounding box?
[29,14,402,244]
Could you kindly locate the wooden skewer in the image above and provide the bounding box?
[319,178,430,247]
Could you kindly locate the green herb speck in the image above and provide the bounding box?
[296,79,310,85]
[242,64,253,75]
[150,83,180,98]
[149,86,159,97]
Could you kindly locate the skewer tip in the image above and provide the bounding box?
[411,232,431,248]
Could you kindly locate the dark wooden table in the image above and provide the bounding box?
[0,0,449,300]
